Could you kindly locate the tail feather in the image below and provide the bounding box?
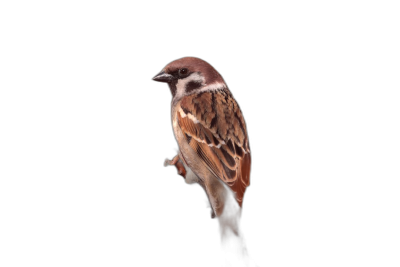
[218,196,256,267]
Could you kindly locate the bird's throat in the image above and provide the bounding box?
[168,82,177,97]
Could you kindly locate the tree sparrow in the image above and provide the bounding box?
[153,57,251,218]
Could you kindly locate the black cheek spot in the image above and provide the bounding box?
[185,81,202,93]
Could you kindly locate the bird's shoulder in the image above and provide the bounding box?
[178,89,250,153]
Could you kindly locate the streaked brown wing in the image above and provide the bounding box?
[177,90,251,206]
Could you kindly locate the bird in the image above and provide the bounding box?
[153,57,251,218]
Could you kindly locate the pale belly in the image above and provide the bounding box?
[171,103,230,217]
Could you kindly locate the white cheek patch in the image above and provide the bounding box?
[175,73,205,98]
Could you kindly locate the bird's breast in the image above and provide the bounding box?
[170,100,221,183]
[171,102,229,217]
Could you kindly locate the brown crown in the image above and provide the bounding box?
[164,57,225,85]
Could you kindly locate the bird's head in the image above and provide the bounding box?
[153,57,226,99]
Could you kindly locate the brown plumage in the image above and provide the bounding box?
[178,89,251,206]
[153,57,251,216]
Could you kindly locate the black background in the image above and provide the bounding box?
[20,15,356,266]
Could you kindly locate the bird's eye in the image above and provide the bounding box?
[178,68,189,77]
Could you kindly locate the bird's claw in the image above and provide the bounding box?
[164,155,187,178]
[164,155,179,167]
[211,209,216,219]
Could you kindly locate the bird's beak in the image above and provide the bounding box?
[152,71,173,83]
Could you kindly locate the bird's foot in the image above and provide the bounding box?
[211,209,216,219]
[163,156,177,167]
[164,155,187,178]
[200,194,217,220]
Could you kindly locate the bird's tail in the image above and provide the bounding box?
[218,199,256,267]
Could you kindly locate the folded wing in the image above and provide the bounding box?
[178,90,251,206]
